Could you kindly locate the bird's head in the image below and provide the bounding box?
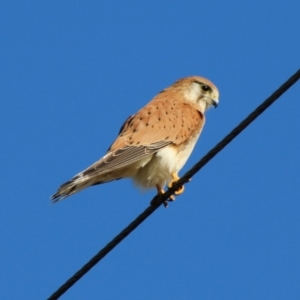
[170,76,219,113]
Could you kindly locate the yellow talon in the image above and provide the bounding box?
[168,172,184,195]
[150,184,175,207]
[156,185,175,201]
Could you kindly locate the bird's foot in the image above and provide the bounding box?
[151,185,175,207]
[168,172,184,195]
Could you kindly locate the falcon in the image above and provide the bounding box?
[51,76,219,205]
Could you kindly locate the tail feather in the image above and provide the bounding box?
[51,175,97,203]
[50,173,122,203]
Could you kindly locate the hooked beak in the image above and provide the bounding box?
[210,91,219,108]
[211,98,219,108]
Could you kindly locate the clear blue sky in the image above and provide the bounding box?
[1,1,299,299]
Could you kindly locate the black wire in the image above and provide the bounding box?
[47,69,300,300]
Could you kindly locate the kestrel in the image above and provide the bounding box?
[51,76,219,206]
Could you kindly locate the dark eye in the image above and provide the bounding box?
[202,85,210,92]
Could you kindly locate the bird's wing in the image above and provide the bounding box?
[80,96,205,178]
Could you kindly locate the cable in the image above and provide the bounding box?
[47,69,300,300]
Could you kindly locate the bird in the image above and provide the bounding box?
[51,76,219,206]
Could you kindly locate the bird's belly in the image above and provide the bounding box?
[172,134,200,171]
[133,135,199,189]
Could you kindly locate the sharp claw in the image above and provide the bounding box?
[174,186,184,195]
[153,184,176,207]
[168,172,185,195]
[152,173,186,207]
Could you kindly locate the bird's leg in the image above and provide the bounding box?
[150,184,175,207]
[168,172,184,195]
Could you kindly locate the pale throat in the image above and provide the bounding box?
[197,99,208,113]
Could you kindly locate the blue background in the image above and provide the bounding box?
[1,1,299,299]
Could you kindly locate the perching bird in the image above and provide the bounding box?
[51,76,219,205]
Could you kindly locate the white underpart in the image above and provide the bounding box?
[133,132,200,189]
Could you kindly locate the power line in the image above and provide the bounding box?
[47,69,300,300]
